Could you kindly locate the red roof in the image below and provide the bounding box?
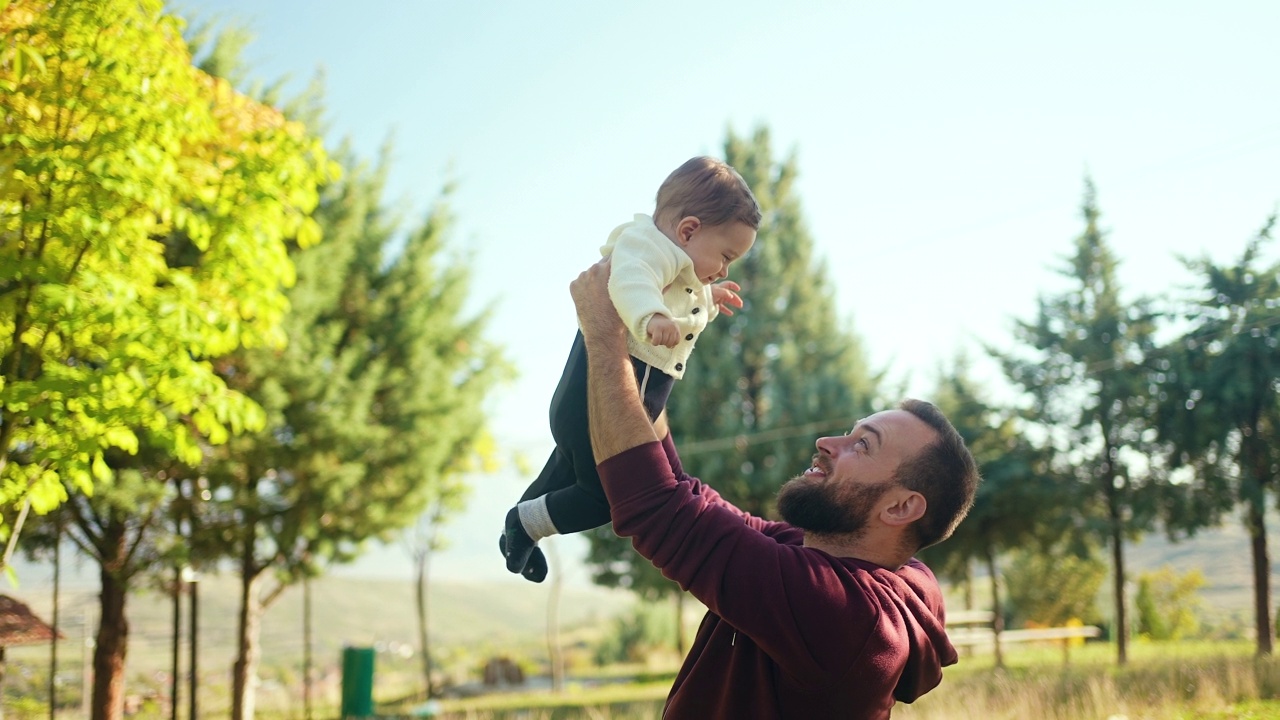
[0,595,61,646]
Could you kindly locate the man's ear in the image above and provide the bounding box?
[881,490,926,527]
[675,216,701,245]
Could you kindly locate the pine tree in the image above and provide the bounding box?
[1154,215,1280,655]
[996,179,1162,665]
[206,147,511,720]
[919,353,1070,668]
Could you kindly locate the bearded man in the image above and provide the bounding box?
[569,258,980,720]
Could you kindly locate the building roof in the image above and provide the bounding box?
[0,595,61,646]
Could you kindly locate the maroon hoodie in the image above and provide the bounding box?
[598,436,957,720]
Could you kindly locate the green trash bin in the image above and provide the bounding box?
[340,646,376,718]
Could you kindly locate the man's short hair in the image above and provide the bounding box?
[654,156,762,231]
[893,398,979,550]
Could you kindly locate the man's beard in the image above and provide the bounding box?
[777,475,894,535]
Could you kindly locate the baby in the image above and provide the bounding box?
[501,156,761,581]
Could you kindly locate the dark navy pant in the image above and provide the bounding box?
[518,331,674,534]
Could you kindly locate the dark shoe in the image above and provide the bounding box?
[502,507,536,572]
[522,546,548,583]
[499,532,548,583]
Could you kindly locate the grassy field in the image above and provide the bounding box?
[357,641,1280,720]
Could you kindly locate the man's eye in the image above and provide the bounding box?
[858,438,869,449]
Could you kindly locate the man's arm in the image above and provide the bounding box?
[570,258,659,463]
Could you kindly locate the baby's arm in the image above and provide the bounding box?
[609,233,681,343]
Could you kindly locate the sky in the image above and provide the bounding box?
[163,0,1280,589]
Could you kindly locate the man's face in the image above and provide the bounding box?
[777,409,937,534]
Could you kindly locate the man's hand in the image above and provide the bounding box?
[711,280,744,317]
[646,315,680,347]
[570,257,627,352]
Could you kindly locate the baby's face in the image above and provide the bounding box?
[680,220,756,285]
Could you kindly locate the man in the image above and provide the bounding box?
[570,258,980,719]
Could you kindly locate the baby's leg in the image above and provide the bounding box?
[542,360,676,535]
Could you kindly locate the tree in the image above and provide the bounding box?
[0,0,328,558]
[1003,542,1107,628]
[919,352,1071,667]
[996,179,1162,665]
[585,127,881,629]
[1134,566,1206,641]
[205,149,510,720]
[1,3,332,717]
[1153,216,1280,655]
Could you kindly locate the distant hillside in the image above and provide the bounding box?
[2,572,636,681]
[4,512,1274,683]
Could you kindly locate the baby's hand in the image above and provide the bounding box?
[646,315,680,348]
[711,281,744,317]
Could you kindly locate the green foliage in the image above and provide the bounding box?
[202,145,510,585]
[920,353,1073,589]
[1134,565,1206,641]
[593,603,676,665]
[1153,216,1280,654]
[0,0,334,538]
[995,178,1163,660]
[1002,543,1106,627]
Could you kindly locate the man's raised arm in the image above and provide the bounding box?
[569,259,660,463]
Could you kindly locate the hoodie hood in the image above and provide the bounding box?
[886,559,958,702]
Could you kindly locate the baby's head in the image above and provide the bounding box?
[654,157,762,285]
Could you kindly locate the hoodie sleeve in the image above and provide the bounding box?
[600,442,893,689]
[659,433,796,540]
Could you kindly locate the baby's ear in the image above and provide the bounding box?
[675,216,701,244]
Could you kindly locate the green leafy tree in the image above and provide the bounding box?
[996,179,1162,665]
[0,0,327,544]
[585,127,881,639]
[1134,565,1206,641]
[1153,216,1280,655]
[0,3,331,717]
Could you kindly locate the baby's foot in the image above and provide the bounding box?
[501,507,537,574]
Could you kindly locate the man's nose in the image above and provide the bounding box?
[815,437,839,456]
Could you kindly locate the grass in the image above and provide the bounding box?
[9,639,1280,719]
[363,641,1280,720]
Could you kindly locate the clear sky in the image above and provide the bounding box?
[173,0,1280,588]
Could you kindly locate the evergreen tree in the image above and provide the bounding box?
[996,179,1162,665]
[919,353,1070,668]
[1153,215,1280,655]
[205,148,510,720]
[586,127,880,609]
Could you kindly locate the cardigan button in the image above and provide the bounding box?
[692,307,700,314]
[685,334,694,341]
[686,288,694,294]
[675,363,683,372]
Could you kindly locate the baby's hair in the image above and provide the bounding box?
[654,156,762,231]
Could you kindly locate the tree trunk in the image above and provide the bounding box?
[304,575,313,720]
[984,548,1004,670]
[92,565,129,720]
[546,540,564,693]
[675,592,687,654]
[232,564,265,720]
[414,546,432,698]
[1109,503,1128,665]
[1247,494,1273,656]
